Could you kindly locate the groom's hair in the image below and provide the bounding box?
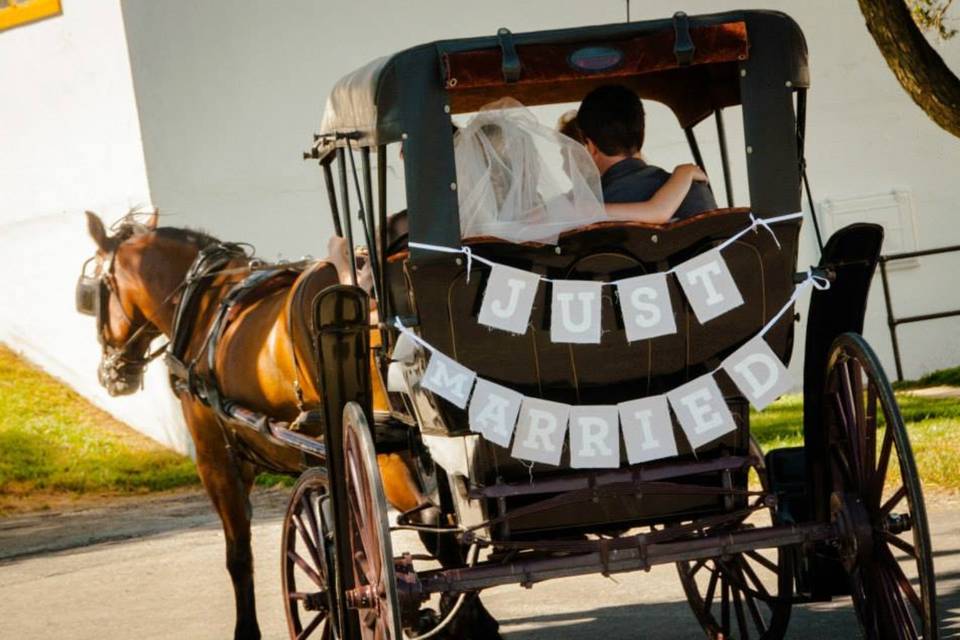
[576,85,645,156]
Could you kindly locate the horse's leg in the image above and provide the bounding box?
[182,400,261,640]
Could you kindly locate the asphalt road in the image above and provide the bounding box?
[2,489,959,639]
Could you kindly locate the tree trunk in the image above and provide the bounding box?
[858,0,960,137]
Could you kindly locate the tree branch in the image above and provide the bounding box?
[859,0,960,137]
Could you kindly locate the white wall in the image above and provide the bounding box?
[0,0,191,454]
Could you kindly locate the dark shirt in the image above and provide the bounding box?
[601,157,717,220]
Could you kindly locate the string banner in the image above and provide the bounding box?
[396,212,829,469]
[393,267,829,469]
[410,212,801,344]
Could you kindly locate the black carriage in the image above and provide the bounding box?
[276,10,937,639]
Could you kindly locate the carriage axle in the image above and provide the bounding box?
[408,521,836,596]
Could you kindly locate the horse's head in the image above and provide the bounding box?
[78,210,167,396]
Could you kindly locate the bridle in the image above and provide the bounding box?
[76,237,168,395]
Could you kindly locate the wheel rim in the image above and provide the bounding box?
[343,402,403,640]
[677,437,793,640]
[824,333,937,640]
[282,468,337,639]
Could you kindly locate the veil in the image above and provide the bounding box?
[455,98,606,244]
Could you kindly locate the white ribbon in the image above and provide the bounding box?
[409,242,495,283]
[410,211,804,286]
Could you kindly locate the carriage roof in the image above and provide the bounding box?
[317,10,808,148]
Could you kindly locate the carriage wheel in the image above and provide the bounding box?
[282,468,338,639]
[677,436,794,639]
[824,333,937,639]
[342,402,403,640]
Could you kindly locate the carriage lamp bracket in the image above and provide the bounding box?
[497,28,521,82]
[794,267,835,284]
[672,12,695,66]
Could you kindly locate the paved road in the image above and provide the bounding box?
[2,489,959,639]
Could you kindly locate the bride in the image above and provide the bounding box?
[455,98,707,244]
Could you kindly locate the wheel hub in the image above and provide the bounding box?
[830,492,874,571]
[884,512,913,535]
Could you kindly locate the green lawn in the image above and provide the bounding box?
[752,392,960,492]
[0,344,200,514]
[1,342,958,515]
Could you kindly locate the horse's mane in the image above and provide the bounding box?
[153,226,219,249]
[110,209,219,249]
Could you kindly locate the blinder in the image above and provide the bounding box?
[76,244,167,396]
[76,257,105,319]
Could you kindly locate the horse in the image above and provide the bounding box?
[79,211,500,640]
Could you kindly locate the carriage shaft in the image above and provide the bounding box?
[415,522,835,594]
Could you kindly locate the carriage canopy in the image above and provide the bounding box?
[316,9,809,251]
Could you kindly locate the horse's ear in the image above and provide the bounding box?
[145,208,159,230]
[85,211,115,253]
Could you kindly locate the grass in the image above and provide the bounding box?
[751,390,960,492]
[893,365,960,390]
[0,344,200,514]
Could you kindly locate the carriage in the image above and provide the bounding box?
[252,10,936,639]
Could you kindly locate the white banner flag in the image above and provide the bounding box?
[469,378,523,447]
[569,406,620,468]
[615,273,677,342]
[674,249,744,324]
[421,352,476,409]
[477,263,540,335]
[550,280,603,344]
[391,331,421,364]
[722,336,793,410]
[618,395,678,464]
[667,374,737,449]
[511,397,570,465]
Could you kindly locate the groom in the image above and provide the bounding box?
[576,85,717,219]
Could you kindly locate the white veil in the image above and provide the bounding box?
[455,98,606,244]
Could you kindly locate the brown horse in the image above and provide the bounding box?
[80,212,427,639]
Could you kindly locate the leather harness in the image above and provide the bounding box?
[165,242,311,422]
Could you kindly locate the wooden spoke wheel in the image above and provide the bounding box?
[824,333,937,639]
[342,402,403,640]
[677,437,794,640]
[282,468,338,640]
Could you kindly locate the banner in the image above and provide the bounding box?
[392,232,831,470]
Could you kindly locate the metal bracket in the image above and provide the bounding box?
[672,12,695,66]
[497,27,521,82]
